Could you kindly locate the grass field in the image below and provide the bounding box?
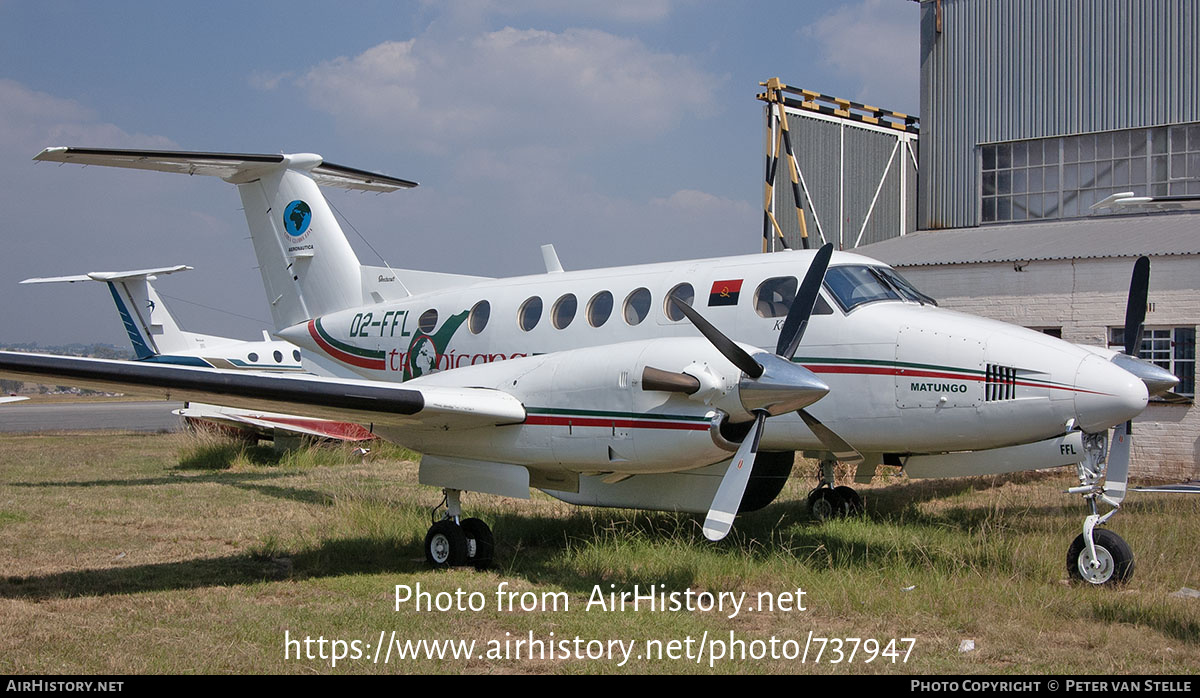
[0,431,1197,674]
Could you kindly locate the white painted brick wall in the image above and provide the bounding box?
[899,256,1200,481]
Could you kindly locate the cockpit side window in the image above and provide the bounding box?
[754,277,796,318]
[823,265,901,312]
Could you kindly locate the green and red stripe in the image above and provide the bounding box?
[793,356,1109,396]
[525,407,710,431]
[308,318,386,371]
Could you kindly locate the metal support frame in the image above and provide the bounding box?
[757,78,919,252]
[760,78,808,252]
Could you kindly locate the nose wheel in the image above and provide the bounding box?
[424,489,494,570]
[1067,529,1134,585]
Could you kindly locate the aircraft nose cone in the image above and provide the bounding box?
[1110,353,1180,397]
[1073,354,1148,433]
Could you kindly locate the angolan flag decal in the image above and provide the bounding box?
[708,279,743,306]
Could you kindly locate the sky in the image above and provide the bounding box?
[0,0,919,346]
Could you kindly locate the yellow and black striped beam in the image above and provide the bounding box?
[761,107,790,252]
[757,80,920,135]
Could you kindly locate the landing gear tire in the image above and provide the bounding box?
[834,486,864,516]
[1067,529,1134,586]
[460,517,494,571]
[808,488,844,521]
[425,520,468,569]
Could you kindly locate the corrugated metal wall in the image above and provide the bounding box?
[919,0,1200,230]
[775,112,917,249]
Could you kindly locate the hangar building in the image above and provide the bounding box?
[771,0,1200,480]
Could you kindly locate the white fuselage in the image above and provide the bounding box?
[277,248,1146,475]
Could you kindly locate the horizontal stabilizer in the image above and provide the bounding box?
[34,147,418,193]
[21,265,193,285]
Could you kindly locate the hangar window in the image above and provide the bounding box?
[623,288,651,326]
[469,300,490,334]
[552,294,577,330]
[587,291,613,327]
[518,296,542,332]
[418,309,438,334]
[981,123,1200,224]
[1108,326,1195,400]
[664,283,695,322]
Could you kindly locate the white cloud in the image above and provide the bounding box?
[422,0,675,24]
[0,79,257,346]
[247,69,293,91]
[0,79,175,153]
[295,27,719,153]
[803,0,919,113]
[651,189,754,215]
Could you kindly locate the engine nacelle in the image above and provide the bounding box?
[398,338,755,474]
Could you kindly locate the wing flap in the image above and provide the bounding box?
[0,351,524,430]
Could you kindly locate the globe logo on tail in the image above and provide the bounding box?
[283,200,312,237]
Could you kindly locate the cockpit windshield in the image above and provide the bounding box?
[823,265,938,312]
[874,266,938,306]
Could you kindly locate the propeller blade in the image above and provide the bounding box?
[672,298,764,379]
[703,410,766,541]
[1123,256,1150,356]
[1103,422,1130,507]
[797,409,863,464]
[777,243,834,359]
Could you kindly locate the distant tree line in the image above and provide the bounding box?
[0,343,133,396]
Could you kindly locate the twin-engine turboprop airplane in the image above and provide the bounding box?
[0,147,1177,583]
[20,265,374,442]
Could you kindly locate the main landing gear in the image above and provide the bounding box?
[424,488,494,570]
[1065,429,1134,586]
[807,459,864,520]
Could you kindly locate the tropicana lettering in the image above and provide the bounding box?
[388,348,527,373]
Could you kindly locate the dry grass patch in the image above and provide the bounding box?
[0,433,1197,673]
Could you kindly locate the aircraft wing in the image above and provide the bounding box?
[0,351,524,431]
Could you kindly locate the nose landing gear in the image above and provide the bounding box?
[1066,427,1134,586]
[424,488,494,570]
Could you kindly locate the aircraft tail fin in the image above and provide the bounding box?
[34,147,419,330]
[22,265,203,358]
